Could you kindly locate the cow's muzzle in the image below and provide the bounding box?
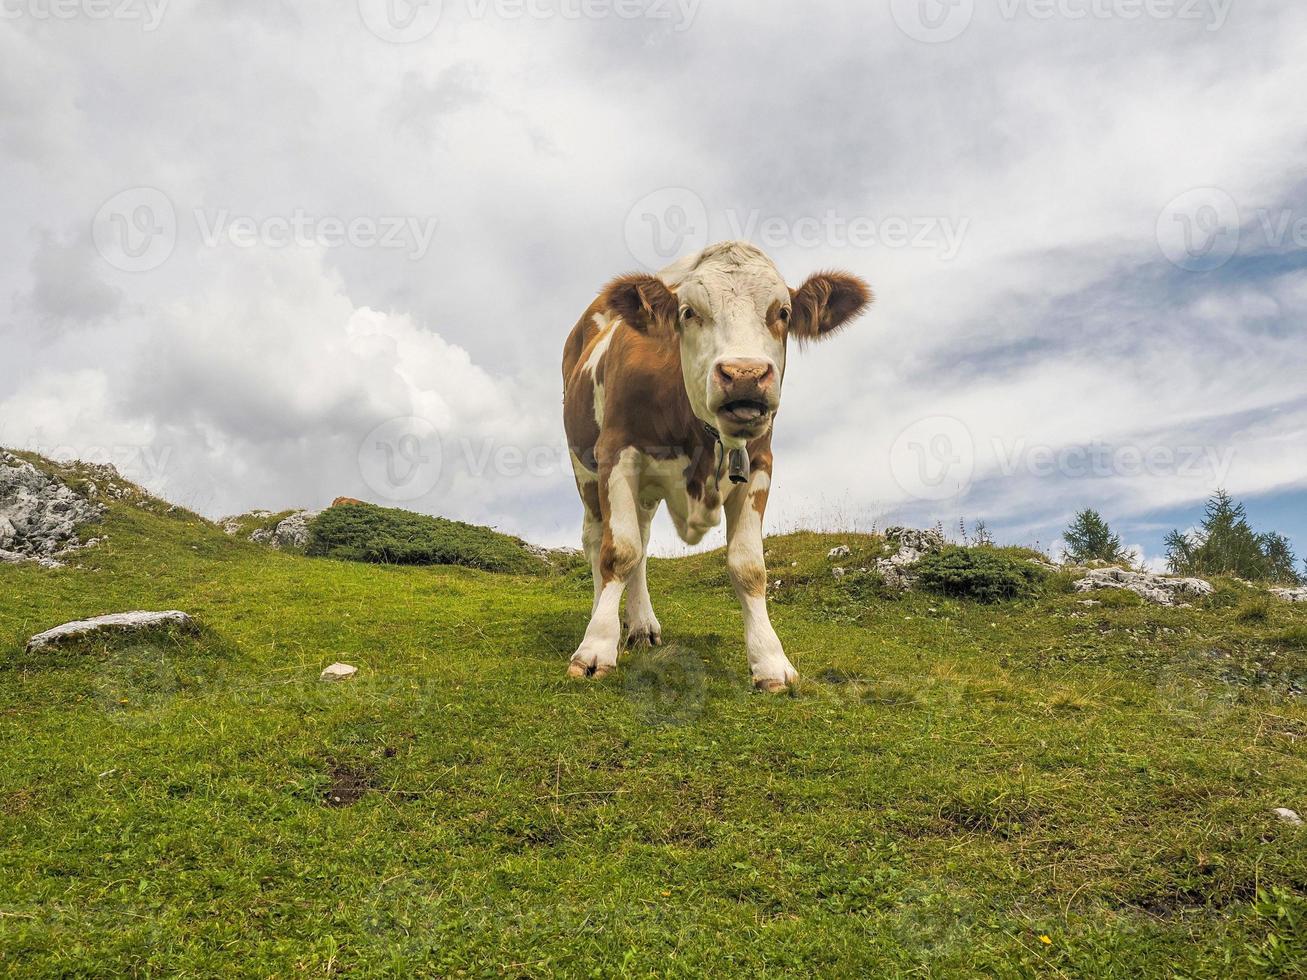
[712,358,779,435]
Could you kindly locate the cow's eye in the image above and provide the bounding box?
[778,308,791,324]
[680,307,697,323]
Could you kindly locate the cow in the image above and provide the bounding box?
[562,241,872,691]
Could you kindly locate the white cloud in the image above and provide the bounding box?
[1,0,1306,555]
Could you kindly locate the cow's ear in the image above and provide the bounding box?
[790,272,873,343]
[601,274,678,336]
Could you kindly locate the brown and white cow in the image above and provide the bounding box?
[562,241,872,691]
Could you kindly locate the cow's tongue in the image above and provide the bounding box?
[724,402,765,423]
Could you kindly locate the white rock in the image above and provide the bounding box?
[828,545,851,559]
[832,567,846,580]
[26,611,196,652]
[1271,587,1307,603]
[1079,599,1102,607]
[1073,567,1213,607]
[1272,807,1303,826]
[321,662,359,682]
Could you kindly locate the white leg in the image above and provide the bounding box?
[570,449,644,679]
[582,510,603,613]
[725,467,796,692]
[624,501,662,646]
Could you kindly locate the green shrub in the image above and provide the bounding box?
[307,504,547,574]
[915,546,1047,603]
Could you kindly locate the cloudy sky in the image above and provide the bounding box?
[2,0,1305,565]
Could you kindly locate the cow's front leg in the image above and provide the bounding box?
[570,449,644,679]
[725,463,796,692]
[624,501,662,647]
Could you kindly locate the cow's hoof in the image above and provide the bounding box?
[753,677,794,694]
[625,626,662,648]
[568,657,615,680]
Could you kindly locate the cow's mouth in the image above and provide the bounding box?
[718,400,771,426]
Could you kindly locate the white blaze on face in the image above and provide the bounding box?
[659,242,789,441]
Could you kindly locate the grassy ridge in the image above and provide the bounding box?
[307,502,550,574]
[0,493,1305,975]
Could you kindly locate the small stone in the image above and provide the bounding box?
[832,567,846,580]
[828,545,851,559]
[1272,807,1303,826]
[321,662,359,682]
[1079,599,1102,607]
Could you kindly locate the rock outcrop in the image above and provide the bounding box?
[1271,586,1307,603]
[1073,567,1213,606]
[874,526,946,591]
[26,610,197,652]
[251,511,318,550]
[0,452,104,568]
[223,510,320,550]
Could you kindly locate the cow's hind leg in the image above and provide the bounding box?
[570,449,644,679]
[624,501,662,647]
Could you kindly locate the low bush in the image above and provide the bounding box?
[307,504,547,574]
[914,546,1047,603]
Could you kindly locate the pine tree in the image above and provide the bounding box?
[1259,532,1300,584]
[1165,490,1302,582]
[1062,509,1127,565]
[971,521,995,547]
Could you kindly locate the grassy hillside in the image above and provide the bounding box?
[1,477,1305,976]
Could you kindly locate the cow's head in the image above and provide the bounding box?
[603,241,872,447]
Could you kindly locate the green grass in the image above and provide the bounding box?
[1,485,1305,975]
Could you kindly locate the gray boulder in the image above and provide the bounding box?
[1271,587,1307,603]
[26,610,197,652]
[1073,567,1213,606]
[251,511,319,550]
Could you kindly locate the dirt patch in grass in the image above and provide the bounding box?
[322,760,379,808]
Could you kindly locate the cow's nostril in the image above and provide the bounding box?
[716,358,774,389]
